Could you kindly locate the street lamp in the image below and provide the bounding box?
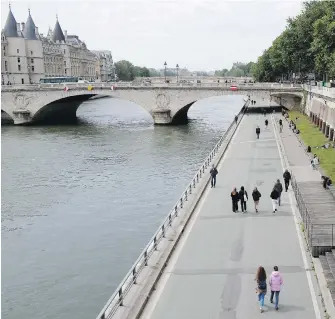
[176,64,179,83]
[164,61,167,83]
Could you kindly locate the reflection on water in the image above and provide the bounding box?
[1,95,244,319]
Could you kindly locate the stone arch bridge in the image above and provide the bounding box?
[1,84,304,125]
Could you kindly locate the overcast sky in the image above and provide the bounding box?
[1,0,303,71]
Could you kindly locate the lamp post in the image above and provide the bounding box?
[164,61,167,83]
[176,64,179,83]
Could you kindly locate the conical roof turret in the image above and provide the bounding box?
[23,9,38,40]
[52,15,65,42]
[3,5,19,37]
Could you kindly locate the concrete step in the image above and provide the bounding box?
[320,254,335,305]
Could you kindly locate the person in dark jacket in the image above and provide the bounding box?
[273,179,283,206]
[265,119,269,129]
[252,187,261,212]
[210,164,218,188]
[270,189,280,213]
[279,119,283,132]
[239,186,248,213]
[256,126,260,139]
[231,188,239,212]
[283,170,291,191]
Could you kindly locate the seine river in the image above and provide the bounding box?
[2,95,244,319]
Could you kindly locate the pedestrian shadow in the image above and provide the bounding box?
[266,304,306,313]
[200,211,293,220]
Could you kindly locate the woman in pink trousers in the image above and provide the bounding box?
[269,266,283,310]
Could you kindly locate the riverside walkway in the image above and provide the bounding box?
[138,113,321,318]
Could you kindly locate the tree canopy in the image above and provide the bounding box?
[114,60,151,81]
[252,1,335,82]
[215,62,255,77]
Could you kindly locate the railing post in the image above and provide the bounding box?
[169,214,172,226]
[197,174,199,183]
[185,191,188,201]
[175,205,178,217]
[193,179,196,188]
[189,184,192,194]
[203,166,205,173]
[180,197,183,208]
[162,224,165,238]
[119,287,123,306]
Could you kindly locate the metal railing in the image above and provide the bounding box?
[291,173,335,250]
[95,101,248,319]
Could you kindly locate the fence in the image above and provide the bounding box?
[95,101,248,319]
[291,173,335,256]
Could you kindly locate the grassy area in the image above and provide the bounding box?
[289,110,335,181]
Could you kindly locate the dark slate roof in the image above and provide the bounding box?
[23,10,38,40]
[3,7,18,37]
[52,18,65,42]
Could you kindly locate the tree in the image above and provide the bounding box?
[252,1,335,81]
[114,60,135,81]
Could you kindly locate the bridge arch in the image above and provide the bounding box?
[29,91,154,125]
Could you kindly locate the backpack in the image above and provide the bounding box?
[258,280,266,290]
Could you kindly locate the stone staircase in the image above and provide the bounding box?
[320,250,335,305]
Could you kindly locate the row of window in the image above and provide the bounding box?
[17,57,34,63]
[3,47,34,56]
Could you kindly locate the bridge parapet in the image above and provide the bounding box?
[1,82,303,92]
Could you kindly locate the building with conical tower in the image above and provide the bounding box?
[1,6,44,84]
[2,6,112,83]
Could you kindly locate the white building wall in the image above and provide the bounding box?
[4,36,29,84]
[25,39,44,83]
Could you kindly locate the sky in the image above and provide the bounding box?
[1,0,304,71]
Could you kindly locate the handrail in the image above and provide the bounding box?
[95,100,249,319]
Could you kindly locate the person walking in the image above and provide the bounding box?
[283,169,291,192]
[256,126,260,139]
[239,186,248,213]
[265,119,269,129]
[255,266,267,313]
[279,119,283,133]
[210,164,218,188]
[273,179,283,206]
[269,266,283,311]
[270,188,280,213]
[252,187,261,212]
[231,188,239,213]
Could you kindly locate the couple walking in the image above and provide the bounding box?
[255,266,283,312]
[231,187,248,212]
[231,187,262,213]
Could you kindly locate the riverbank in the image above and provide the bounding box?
[289,110,335,181]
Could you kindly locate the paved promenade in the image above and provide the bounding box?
[140,114,320,319]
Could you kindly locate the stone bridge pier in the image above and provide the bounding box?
[1,86,302,125]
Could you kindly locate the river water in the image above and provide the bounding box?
[1,95,244,319]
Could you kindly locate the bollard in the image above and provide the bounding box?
[175,206,178,217]
[185,191,188,201]
[189,184,192,194]
[180,197,183,208]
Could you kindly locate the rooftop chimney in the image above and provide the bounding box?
[16,23,20,32]
[21,22,25,32]
[35,26,39,35]
[64,30,67,40]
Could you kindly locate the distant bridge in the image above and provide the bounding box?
[1,83,304,125]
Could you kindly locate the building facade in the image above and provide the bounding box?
[1,7,110,84]
[91,50,115,82]
[1,8,44,84]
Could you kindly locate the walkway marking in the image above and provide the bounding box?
[232,138,275,145]
[271,115,322,319]
[140,116,247,319]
